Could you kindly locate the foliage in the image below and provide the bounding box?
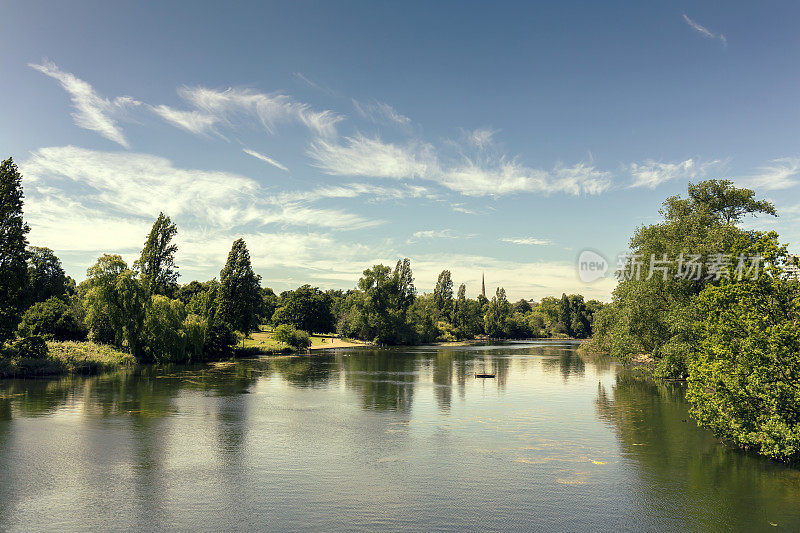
[594,180,778,375]
[687,235,800,463]
[0,157,30,344]
[433,270,454,320]
[18,296,87,341]
[142,295,187,362]
[272,324,312,350]
[217,239,263,334]
[27,246,71,304]
[134,212,179,296]
[272,284,334,334]
[11,335,48,359]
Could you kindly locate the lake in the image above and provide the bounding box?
[1,341,798,531]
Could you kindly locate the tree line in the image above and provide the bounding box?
[589,179,800,463]
[0,157,602,365]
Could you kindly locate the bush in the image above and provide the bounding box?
[11,336,49,359]
[18,297,87,341]
[203,319,237,359]
[273,324,311,350]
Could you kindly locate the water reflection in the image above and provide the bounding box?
[0,342,798,532]
[597,371,800,530]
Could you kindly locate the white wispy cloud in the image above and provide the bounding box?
[411,229,459,240]
[352,99,411,125]
[682,14,727,47]
[243,148,289,171]
[628,158,722,189]
[309,134,435,179]
[501,237,551,246]
[467,128,499,149]
[745,158,800,191]
[279,182,435,204]
[151,105,221,136]
[156,86,344,138]
[22,146,376,233]
[29,61,139,148]
[309,134,612,197]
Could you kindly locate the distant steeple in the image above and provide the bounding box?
[481,272,486,299]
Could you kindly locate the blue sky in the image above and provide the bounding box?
[2,1,799,301]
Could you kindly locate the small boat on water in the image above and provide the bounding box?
[475,372,496,378]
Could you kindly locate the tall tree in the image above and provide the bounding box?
[134,212,179,295]
[433,270,454,320]
[272,285,334,334]
[0,158,30,343]
[217,239,263,335]
[27,246,69,304]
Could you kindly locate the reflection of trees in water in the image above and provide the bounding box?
[540,351,585,381]
[268,355,334,388]
[596,371,800,529]
[341,350,417,412]
[0,362,264,420]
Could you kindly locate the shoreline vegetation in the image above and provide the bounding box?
[1,156,603,379]
[3,157,798,463]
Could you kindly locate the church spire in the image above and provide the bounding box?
[481,272,486,299]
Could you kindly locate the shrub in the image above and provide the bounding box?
[12,336,49,359]
[18,296,87,341]
[273,324,311,350]
[203,319,237,359]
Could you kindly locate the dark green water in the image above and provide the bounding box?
[0,341,798,532]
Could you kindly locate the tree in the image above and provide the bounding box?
[143,295,187,362]
[595,179,778,376]
[687,179,777,225]
[0,157,30,344]
[273,324,312,350]
[433,270,454,320]
[687,233,799,462]
[83,254,129,344]
[134,212,179,296]
[217,239,263,335]
[272,285,334,334]
[18,296,86,341]
[484,287,511,338]
[111,270,148,359]
[27,246,70,304]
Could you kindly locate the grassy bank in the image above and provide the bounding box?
[238,327,367,355]
[0,341,135,378]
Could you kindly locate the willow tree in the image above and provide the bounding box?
[0,158,30,344]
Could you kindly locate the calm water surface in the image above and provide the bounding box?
[1,341,798,532]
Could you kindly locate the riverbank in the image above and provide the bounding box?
[0,341,135,378]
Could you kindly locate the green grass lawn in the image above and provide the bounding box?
[238,327,339,353]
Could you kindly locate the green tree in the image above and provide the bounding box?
[142,295,188,362]
[273,324,312,350]
[18,296,86,341]
[217,239,263,336]
[433,270,454,320]
[134,212,179,296]
[27,246,70,304]
[596,180,778,376]
[0,158,30,344]
[111,270,149,360]
[484,287,511,338]
[687,233,799,462]
[83,254,129,344]
[272,285,334,334]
